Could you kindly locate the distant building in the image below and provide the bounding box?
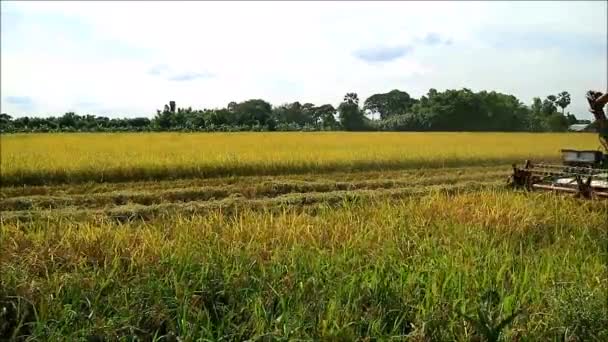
[568,123,596,132]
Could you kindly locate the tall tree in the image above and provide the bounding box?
[338,93,366,131]
[343,93,359,106]
[233,99,273,126]
[530,97,543,116]
[555,91,571,114]
[301,103,316,126]
[314,104,337,129]
[0,113,13,131]
[541,96,558,116]
[545,113,569,132]
[153,103,175,129]
[58,112,78,129]
[364,89,415,120]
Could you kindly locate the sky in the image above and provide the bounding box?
[1,1,607,119]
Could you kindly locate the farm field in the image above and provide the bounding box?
[1,132,607,340]
[0,132,600,186]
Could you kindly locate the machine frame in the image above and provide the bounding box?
[509,90,608,198]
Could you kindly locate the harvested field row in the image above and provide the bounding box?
[0,164,509,199]
[0,168,509,211]
[2,180,502,223]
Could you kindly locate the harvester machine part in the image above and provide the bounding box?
[508,160,536,189]
[509,164,530,189]
[510,161,608,199]
[574,175,593,199]
[586,90,608,152]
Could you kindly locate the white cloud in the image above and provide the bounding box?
[1,1,606,119]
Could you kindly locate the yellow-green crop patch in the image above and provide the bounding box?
[1,132,606,340]
[2,190,607,340]
[0,132,599,185]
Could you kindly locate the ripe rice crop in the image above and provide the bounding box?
[1,190,606,340]
[0,132,599,185]
[1,132,606,340]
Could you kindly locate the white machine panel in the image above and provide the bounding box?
[561,150,600,163]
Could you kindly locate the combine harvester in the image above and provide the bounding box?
[509,90,608,198]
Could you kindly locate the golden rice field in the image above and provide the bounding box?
[0,132,600,185]
[1,132,606,340]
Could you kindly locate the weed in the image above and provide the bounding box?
[457,290,521,342]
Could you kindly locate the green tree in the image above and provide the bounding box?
[233,99,273,126]
[273,102,315,126]
[375,112,427,131]
[301,103,316,126]
[545,112,569,131]
[285,102,303,124]
[173,109,188,129]
[477,91,529,131]
[525,97,545,131]
[153,103,174,130]
[314,104,337,129]
[338,93,366,131]
[541,96,558,116]
[363,89,415,120]
[556,91,571,115]
[204,108,231,126]
[0,89,578,133]
[58,112,78,129]
[0,113,13,132]
[530,97,542,116]
[565,112,578,126]
[411,88,484,131]
[128,117,151,130]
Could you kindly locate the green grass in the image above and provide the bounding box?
[2,190,607,340]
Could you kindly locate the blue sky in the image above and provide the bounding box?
[1,1,606,119]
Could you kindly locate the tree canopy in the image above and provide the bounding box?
[363,89,417,120]
[1,89,587,133]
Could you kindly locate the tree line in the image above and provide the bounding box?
[0,88,591,133]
